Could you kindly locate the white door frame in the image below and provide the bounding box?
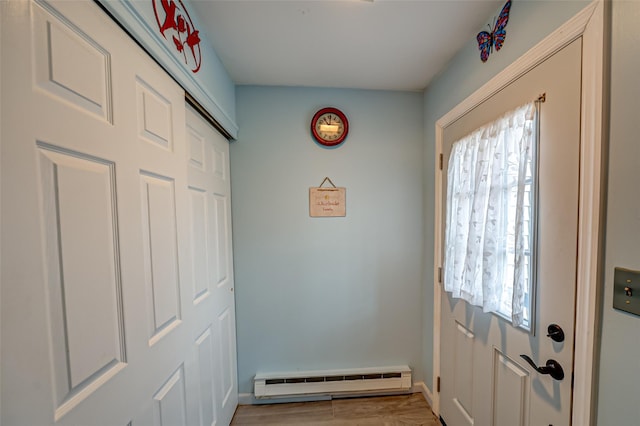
[432,1,605,425]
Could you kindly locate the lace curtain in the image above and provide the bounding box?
[443,102,537,327]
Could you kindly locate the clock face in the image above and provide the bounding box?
[311,107,349,146]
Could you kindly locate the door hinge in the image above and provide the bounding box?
[439,153,443,170]
[437,376,441,393]
[438,267,442,283]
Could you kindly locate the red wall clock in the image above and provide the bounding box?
[311,107,349,147]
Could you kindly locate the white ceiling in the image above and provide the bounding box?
[190,0,504,92]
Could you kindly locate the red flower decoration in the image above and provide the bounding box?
[153,0,202,73]
[186,30,200,48]
[173,36,184,52]
[159,0,178,35]
[177,15,187,33]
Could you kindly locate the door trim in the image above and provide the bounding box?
[432,1,605,425]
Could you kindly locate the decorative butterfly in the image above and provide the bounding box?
[477,0,512,63]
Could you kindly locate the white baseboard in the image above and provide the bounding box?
[238,393,254,406]
[238,382,434,407]
[413,381,434,408]
[238,392,331,405]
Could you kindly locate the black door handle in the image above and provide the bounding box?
[519,354,565,381]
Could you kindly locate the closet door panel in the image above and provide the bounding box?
[1,1,237,425]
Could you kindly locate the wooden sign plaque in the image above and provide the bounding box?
[309,177,346,217]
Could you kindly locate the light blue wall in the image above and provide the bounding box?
[421,0,589,389]
[596,2,640,424]
[98,0,238,137]
[95,0,640,417]
[230,86,424,394]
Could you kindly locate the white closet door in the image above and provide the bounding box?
[0,1,237,425]
[186,105,238,426]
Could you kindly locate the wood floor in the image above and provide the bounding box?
[231,393,440,425]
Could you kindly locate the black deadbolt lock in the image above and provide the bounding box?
[547,324,565,343]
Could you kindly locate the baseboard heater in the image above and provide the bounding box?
[254,365,412,398]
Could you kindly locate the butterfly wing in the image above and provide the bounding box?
[493,0,511,51]
[477,31,492,62]
[493,29,506,51]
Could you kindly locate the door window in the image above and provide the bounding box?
[443,102,538,328]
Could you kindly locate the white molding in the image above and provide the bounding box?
[238,393,254,406]
[572,1,605,425]
[95,0,239,138]
[238,392,331,405]
[432,118,443,416]
[238,384,430,407]
[432,1,604,424]
[414,381,434,408]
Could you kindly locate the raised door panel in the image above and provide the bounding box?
[189,187,210,303]
[493,350,530,426]
[195,327,218,426]
[188,125,206,172]
[212,194,229,287]
[218,309,235,407]
[212,145,226,182]
[452,322,474,426]
[215,307,238,422]
[37,144,126,418]
[136,78,174,151]
[32,4,112,122]
[153,367,188,426]
[140,172,182,345]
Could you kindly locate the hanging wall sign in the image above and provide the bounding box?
[153,0,202,73]
[309,177,346,217]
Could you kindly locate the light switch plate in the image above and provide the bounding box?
[613,267,640,316]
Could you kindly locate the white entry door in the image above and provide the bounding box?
[186,104,238,426]
[439,39,581,426]
[1,1,237,425]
